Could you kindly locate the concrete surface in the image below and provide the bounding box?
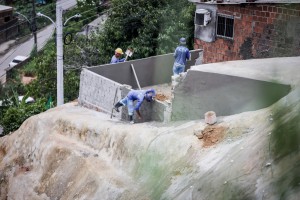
[171,57,300,121]
[80,50,202,122]
[171,70,290,120]
[88,50,203,89]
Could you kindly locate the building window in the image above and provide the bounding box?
[216,14,234,39]
[4,16,11,22]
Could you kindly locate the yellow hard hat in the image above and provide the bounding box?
[115,48,123,54]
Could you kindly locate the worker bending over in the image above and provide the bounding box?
[113,89,156,124]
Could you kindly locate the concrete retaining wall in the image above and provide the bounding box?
[79,69,170,123]
[79,50,202,122]
[171,70,291,121]
[78,69,123,118]
[88,50,203,89]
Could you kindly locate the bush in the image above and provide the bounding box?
[1,98,47,135]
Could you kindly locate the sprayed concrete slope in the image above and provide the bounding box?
[0,56,299,199]
[172,57,295,120]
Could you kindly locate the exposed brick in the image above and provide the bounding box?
[263,6,268,12]
[270,13,276,18]
[195,39,201,45]
[267,18,274,24]
[256,6,263,11]
[261,17,267,23]
[258,16,263,22]
[283,9,288,14]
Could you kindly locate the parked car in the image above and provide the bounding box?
[8,55,28,69]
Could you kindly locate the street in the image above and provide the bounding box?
[0,0,77,83]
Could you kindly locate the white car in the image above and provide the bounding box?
[8,55,28,69]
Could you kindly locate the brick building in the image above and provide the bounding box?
[0,5,18,44]
[189,0,300,63]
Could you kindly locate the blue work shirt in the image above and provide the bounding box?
[110,55,125,64]
[127,89,155,110]
[174,46,190,65]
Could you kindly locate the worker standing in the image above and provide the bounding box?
[113,89,156,124]
[110,48,126,63]
[172,38,190,75]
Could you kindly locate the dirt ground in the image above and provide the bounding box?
[199,125,228,147]
[21,75,36,85]
[143,83,172,102]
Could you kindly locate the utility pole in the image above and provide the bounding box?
[31,0,38,54]
[56,5,64,106]
[37,10,81,107]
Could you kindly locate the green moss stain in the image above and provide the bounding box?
[133,151,189,199]
[271,102,300,198]
[271,103,300,159]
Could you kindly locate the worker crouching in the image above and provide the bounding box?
[113,89,156,124]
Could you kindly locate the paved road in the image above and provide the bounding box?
[0,0,77,135]
[0,0,77,83]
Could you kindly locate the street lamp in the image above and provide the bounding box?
[36,8,81,106]
[64,14,81,26]
[16,12,30,24]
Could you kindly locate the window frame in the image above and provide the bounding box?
[216,13,234,40]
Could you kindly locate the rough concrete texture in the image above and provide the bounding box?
[172,57,300,121]
[0,56,300,199]
[79,69,123,117]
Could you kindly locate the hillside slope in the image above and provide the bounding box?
[1,57,300,200]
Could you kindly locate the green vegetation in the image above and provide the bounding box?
[270,103,300,198]
[0,0,195,135]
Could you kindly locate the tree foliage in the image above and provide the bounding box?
[65,0,195,66]
[92,0,195,63]
[0,0,195,135]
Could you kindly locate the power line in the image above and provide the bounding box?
[62,1,127,30]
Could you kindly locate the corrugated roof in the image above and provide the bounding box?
[188,0,300,4]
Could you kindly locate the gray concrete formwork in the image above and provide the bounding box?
[79,50,293,123]
[79,50,203,122]
[171,70,291,121]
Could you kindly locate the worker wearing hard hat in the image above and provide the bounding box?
[113,89,156,124]
[110,48,126,63]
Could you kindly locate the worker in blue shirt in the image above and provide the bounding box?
[173,38,190,75]
[110,48,126,63]
[113,89,156,124]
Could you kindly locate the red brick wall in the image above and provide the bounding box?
[194,4,300,64]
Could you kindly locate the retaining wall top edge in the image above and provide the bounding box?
[82,68,123,86]
[83,49,203,70]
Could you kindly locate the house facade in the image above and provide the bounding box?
[0,5,18,44]
[189,0,300,63]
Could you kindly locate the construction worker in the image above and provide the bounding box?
[110,48,126,63]
[173,37,190,75]
[113,89,156,124]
